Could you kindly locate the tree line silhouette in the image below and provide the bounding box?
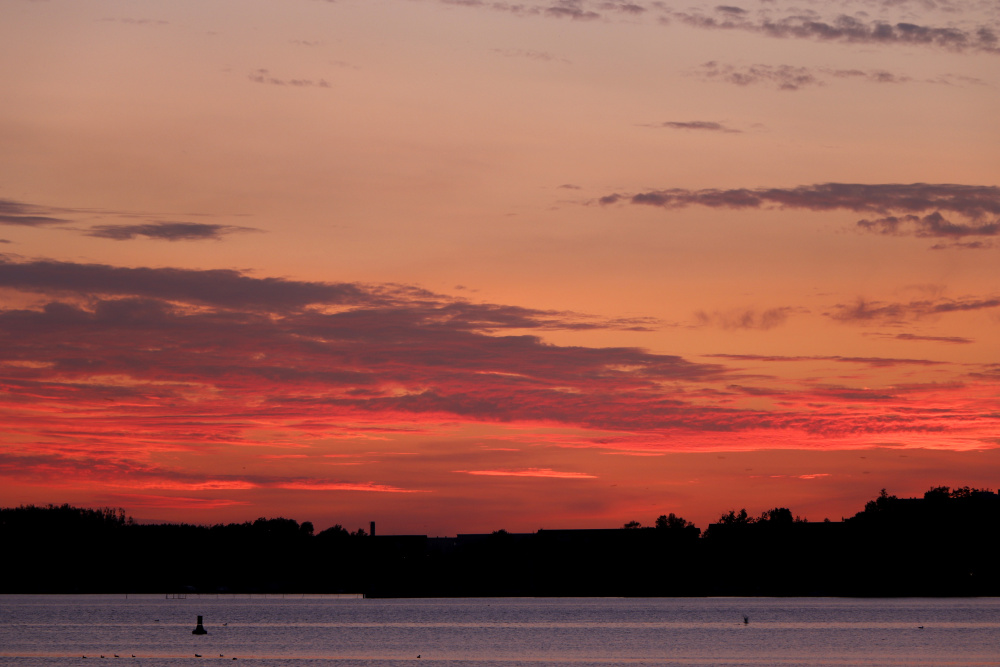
[4,486,999,596]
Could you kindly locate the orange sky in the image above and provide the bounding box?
[1,0,998,535]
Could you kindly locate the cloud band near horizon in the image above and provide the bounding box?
[0,256,997,510]
[0,257,995,446]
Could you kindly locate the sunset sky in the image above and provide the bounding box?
[1,0,998,536]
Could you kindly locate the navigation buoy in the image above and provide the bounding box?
[192,615,208,635]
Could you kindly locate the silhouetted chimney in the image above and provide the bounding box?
[370,521,376,537]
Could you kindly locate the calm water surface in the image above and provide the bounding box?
[2,595,999,666]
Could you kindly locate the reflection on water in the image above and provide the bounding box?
[2,595,999,666]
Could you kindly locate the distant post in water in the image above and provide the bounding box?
[193,616,208,635]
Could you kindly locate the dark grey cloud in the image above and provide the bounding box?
[545,1,601,20]
[694,307,797,330]
[602,183,1000,216]
[927,73,988,86]
[0,258,381,312]
[0,196,256,242]
[432,0,999,55]
[857,212,999,238]
[85,222,260,242]
[599,2,646,13]
[971,364,1000,380]
[668,8,999,53]
[709,353,946,367]
[0,198,70,227]
[827,296,1000,323]
[651,120,742,132]
[693,62,819,90]
[0,258,740,439]
[929,240,994,250]
[829,68,911,83]
[100,17,169,26]
[493,48,570,63]
[599,183,1000,240]
[692,62,914,90]
[249,69,331,87]
[867,332,974,344]
[0,258,660,332]
[440,0,601,19]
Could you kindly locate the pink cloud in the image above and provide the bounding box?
[275,481,424,492]
[454,468,598,478]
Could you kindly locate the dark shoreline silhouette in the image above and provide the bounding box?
[4,486,999,597]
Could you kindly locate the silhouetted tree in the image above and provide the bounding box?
[862,488,897,515]
[654,513,700,538]
[759,507,794,524]
[924,486,951,501]
[717,508,752,525]
[316,524,349,541]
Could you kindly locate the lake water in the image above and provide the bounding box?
[2,595,999,666]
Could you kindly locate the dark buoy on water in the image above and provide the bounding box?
[193,615,208,635]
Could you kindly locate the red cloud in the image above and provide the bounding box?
[0,255,997,504]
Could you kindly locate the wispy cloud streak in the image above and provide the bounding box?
[827,296,1000,323]
[0,199,70,227]
[599,183,1000,240]
[0,197,259,241]
[692,62,913,90]
[248,69,331,88]
[440,0,600,20]
[648,120,742,132]
[85,222,259,241]
[433,0,999,53]
[666,8,999,54]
